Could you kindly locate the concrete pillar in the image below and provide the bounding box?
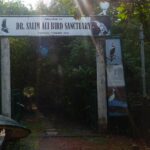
[96,38,107,131]
[1,38,11,117]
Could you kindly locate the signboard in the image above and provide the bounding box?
[107,65,125,87]
[0,16,111,37]
[105,38,128,117]
[107,87,128,116]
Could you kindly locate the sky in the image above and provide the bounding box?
[10,0,52,9]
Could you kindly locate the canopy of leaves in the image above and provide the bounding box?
[0,0,31,15]
[111,0,150,97]
[116,0,150,41]
[36,0,76,15]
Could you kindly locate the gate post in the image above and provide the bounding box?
[1,38,11,117]
[96,38,107,131]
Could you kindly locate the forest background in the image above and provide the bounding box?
[0,0,149,129]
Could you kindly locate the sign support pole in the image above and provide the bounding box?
[96,38,107,131]
[1,38,11,117]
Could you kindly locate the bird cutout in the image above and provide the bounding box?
[91,21,108,36]
[99,1,110,16]
[1,19,9,33]
[91,21,100,35]
[109,43,116,62]
[0,129,5,146]
[108,88,116,102]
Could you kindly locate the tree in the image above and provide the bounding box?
[113,0,150,96]
[0,0,31,15]
[36,0,76,15]
[10,37,37,90]
[62,37,97,124]
[0,0,37,89]
[0,0,36,90]
[117,0,150,41]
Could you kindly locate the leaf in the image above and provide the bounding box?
[117,6,125,12]
[118,13,128,20]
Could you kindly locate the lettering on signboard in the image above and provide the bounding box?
[0,16,111,36]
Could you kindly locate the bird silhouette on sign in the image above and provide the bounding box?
[91,21,108,36]
[108,88,116,102]
[1,19,9,33]
[109,43,116,62]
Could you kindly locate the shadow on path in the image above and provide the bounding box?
[23,106,148,150]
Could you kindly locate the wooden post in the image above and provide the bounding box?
[1,38,11,117]
[96,38,107,131]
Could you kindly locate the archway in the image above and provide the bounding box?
[0,15,111,130]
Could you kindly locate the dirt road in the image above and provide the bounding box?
[23,109,148,150]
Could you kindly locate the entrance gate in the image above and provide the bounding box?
[0,15,111,130]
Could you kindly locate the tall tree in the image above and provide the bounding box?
[117,0,150,41]
[114,0,150,95]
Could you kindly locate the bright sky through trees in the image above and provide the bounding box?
[7,0,52,9]
[23,0,51,9]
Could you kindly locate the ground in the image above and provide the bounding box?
[16,106,150,150]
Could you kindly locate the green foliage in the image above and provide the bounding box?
[0,0,36,91]
[110,0,150,96]
[36,0,76,15]
[57,0,76,15]
[36,1,51,15]
[10,38,37,90]
[61,38,97,126]
[116,0,150,41]
[0,0,31,15]
[34,37,97,127]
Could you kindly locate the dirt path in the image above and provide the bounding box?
[39,137,104,150]
[23,108,149,150]
[38,136,148,150]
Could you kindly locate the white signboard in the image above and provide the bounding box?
[107,65,125,87]
[0,16,111,37]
